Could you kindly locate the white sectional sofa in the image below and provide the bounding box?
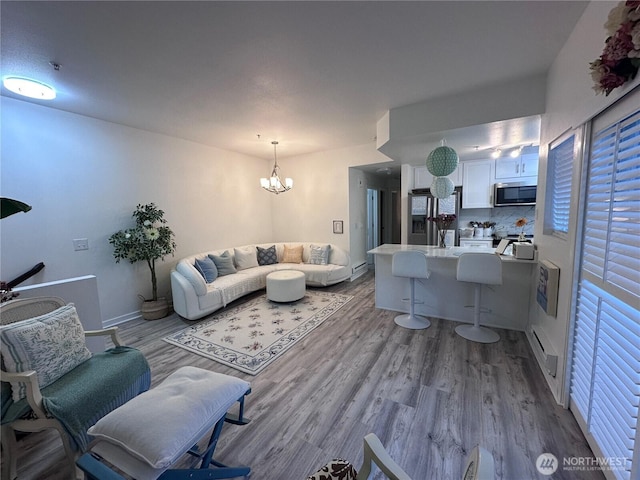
[171,243,351,320]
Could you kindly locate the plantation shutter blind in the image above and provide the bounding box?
[583,112,640,296]
[549,134,575,236]
[570,106,640,480]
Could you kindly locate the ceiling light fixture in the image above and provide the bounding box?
[426,143,459,177]
[491,149,501,159]
[2,76,56,100]
[510,146,523,158]
[260,141,293,194]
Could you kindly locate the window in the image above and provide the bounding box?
[583,112,640,297]
[545,130,577,238]
[570,105,640,480]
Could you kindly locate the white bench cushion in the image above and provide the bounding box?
[87,366,250,469]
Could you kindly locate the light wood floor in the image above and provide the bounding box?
[6,271,602,480]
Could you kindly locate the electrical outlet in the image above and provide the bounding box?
[73,238,89,251]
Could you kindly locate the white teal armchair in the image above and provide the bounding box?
[0,296,151,480]
[306,434,495,480]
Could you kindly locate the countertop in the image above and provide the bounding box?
[367,244,537,263]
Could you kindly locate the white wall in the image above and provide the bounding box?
[1,97,273,324]
[531,1,640,404]
[269,142,391,270]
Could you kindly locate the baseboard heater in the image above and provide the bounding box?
[352,262,367,276]
[530,325,558,377]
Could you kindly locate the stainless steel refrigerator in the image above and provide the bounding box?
[407,187,461,246]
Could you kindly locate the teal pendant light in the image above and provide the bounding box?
[430,176,455,199]
[426,145,459,177]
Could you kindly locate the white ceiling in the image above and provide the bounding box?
[1,1,588,161]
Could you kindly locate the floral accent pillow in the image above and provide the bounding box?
[308,244,330,265]
[0,303,92,401]
[282,244,303,264]
[306,459,357,480]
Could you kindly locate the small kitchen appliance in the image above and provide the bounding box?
[512,242,535,260]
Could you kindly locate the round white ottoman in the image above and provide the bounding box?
[266,270,306,302]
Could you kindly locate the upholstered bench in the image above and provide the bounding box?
[266,270,306,302]
[77,366,251,480]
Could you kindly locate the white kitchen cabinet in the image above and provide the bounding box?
[495,152,539,179]
[413,166,433,189]
[448,165,463,186]
[459,239,493,248]
[520,152,538,177]
[494,157,519,179]
[413,165,462,189]
[462,159,494,208]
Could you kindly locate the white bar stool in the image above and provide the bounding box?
[392,250,431,330]
[455,252,502,343]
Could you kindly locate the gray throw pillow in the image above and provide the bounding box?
[308,244,330,265]
[209,251,237,276]
[257,245,278,266]
[194,256,218,283]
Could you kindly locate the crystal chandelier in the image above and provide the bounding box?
[260,141,293,194]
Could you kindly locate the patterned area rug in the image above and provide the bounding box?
[163,291,353,375]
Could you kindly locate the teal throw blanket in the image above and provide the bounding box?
[2,346,150,451]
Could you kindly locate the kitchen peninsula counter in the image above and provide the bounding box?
[368,244,536,331]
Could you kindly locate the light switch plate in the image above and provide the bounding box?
[73,238,89,251]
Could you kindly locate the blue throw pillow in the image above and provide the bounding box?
[209,251,237,276]
[257,245,278,266]
[194,256,218,283]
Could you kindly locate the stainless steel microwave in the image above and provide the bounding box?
[494,182,537,206]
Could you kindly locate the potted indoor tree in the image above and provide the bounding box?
[109,203,176,320]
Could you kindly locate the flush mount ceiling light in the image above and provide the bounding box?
[260,141,293,194]
[2,76,56,100]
